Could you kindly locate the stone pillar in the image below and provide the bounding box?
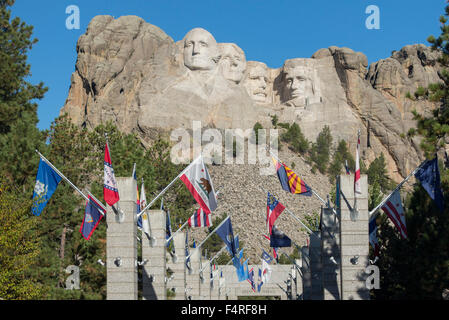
[309,232,323,300]
[106,177,138,300]
[339,174,370,300]
[199,257,211,300]
[170,232,186,300]
[185,247,201,300]
[321,206,341,300]
[301,246,311,300]
[142,210,166,300]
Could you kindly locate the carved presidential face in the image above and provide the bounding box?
[219,43,246,84]
[242,64,269,103]
[284,66,313,101]
[183,28,219,71]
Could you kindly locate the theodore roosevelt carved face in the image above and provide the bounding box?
[242,61,270,104]
[183,28,220,71]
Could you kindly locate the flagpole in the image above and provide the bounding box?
[165,189,221,245]
[35,150,106,215]
[185,215,231,261]
[268,148,338,217]
[369,160,426,220]
[201,236,239,273]
[137,155,203,218]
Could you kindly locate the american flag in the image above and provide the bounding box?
[381,190,407,239]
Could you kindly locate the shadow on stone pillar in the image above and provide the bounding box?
[170,231,186,300]
[321,206,341,300]
[309,231,323,300]
[142,210,166,300]
[106,177,137,300]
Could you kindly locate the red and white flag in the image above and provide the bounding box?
[103,143,120,206]
[188,208,212,228]
[381,190,407,239]
[354,133,362,194]
[180,156,217,214]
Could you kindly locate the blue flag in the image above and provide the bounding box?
[270,225,292,247]
[32,159,62,216]
[216,217,237,257]
[261,250,273,264]
[80,196,105,240]
[415,157,445,212]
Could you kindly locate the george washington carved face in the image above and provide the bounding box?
[183,28,220,71]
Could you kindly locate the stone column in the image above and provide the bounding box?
[309,231,323,300]
[106,177,137,300]
[185,247,201,300]
[321,206,341,300]
[142,210,166,300]
[199,257,211,300]
[301,246,311,300]
[339,174,370,300]
[170,232,186,300]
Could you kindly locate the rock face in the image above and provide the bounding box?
[59,15,445,262]
[61,15,442,183]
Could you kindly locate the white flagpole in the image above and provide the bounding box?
[35,150,106,215]
[369,160,426,220]
[137,155,203,218]
[185,215,231,261]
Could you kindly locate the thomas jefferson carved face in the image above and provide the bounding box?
[242,63,269,104]
[183,28,219,71]
[219,43,246,84]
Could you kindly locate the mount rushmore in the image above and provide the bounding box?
[60,15,444,182]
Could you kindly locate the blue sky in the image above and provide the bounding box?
[11,0,446,131]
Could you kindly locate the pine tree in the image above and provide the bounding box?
[309,125,332,174]
[374,5,449,299]
[0,0,47,186]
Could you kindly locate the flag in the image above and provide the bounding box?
[185,228,191,271]
[234,235,239,251]
[133,166,142,228]
[354,133,361,194]
[165,206,173,249]
[261,249,273,264]
[345,159,350,174]
[103,143,119,206]
[180,156,217,214]
[415,157,445,212]
[188,207,212,227]
[261,259,272,283]
[270,225,292,248]
[31,159,62,216]
[263,234,279,263]
[140,181,151,237]
[266,192,286,236]
[369,218,380,258]
[215,217,237,257]
[381,190,407,239]
[272,157,312,196]
[247,267,255,292]
[219,270,225,288]
[257,268,263,292]
[80,196,105,240]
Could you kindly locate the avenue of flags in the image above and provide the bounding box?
[30,128,447,294]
